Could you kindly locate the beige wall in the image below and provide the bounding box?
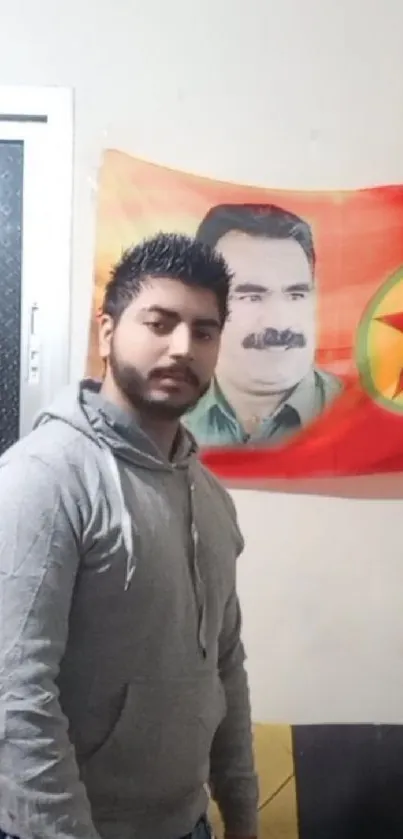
[2,0,403,725]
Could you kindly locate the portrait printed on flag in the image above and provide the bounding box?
[88,151,403,480]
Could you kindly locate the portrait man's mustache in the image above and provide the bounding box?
[242,328,307,350]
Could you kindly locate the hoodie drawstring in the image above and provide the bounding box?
[102,446,136,591]
[189,481,207,657]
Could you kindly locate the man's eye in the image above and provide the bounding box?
[194,330,213,342]
[238,294,262,303]
[146,321,167,333]
[288,292,305,301]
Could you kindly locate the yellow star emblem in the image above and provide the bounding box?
[356,266,403,414]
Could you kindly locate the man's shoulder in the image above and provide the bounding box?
[314,367,344,401]
[192,460,244,556]
[0,418,94,480]
[194,458,231,502]
[0,421,103,535]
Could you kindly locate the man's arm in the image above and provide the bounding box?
[210,587,259,838]
[0,453,100,839]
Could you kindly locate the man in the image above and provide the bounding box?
[184,203,343,446]
[0,233,258,839]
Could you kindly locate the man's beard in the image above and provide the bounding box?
[109,348,208,421]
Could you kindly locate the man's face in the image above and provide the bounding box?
[99,277,222,419]
[215,232,316,394]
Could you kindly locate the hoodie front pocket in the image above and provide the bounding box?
[80,676,226,809]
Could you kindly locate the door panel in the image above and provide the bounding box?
[0,87,73,456]
[0,141,23,456]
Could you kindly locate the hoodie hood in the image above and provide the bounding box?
[34,379,199,593]
[34,378,198,472]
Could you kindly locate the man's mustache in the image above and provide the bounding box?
[242,328,306,350]
[150,364,200,387]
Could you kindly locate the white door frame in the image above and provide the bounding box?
[0,86,73,437]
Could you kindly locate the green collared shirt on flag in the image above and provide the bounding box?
[184,368,343,447]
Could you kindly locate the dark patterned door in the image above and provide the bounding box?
[0,141,23,456]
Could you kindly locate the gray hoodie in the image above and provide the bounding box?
[0,380,258,839]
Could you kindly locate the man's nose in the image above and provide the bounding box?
[258,295,290,329]
[168,323,193,358]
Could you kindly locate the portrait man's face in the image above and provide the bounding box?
[215,232,316,394]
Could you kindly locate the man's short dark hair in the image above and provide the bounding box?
[102,231,232,325]
[196,203,316,272]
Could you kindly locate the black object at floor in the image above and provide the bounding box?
[293,724,403,839]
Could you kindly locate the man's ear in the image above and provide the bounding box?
[99,313,114,360]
